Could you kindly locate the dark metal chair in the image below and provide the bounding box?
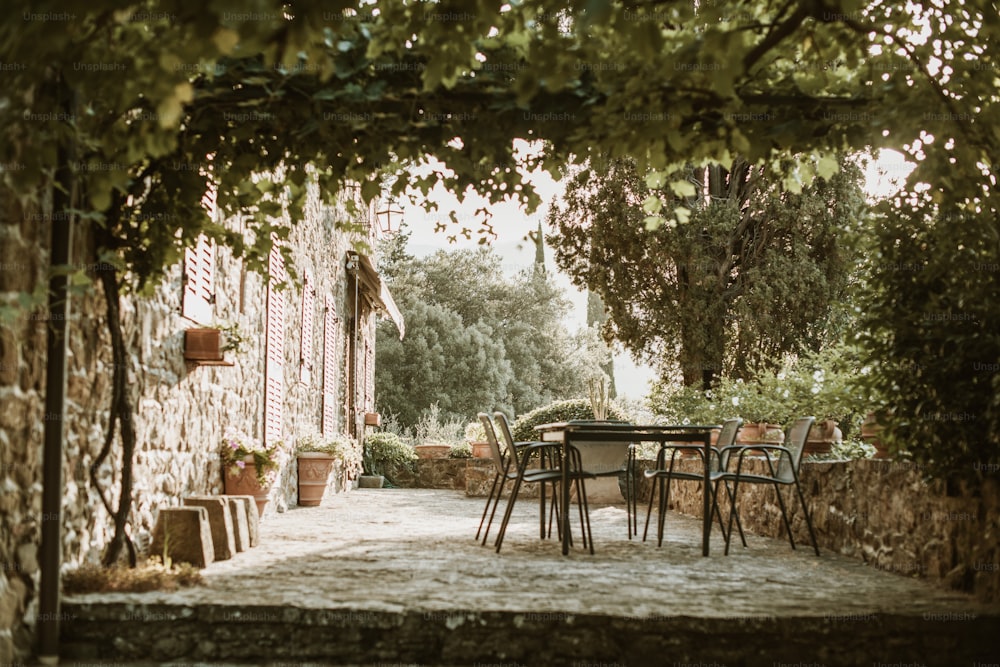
[474,412,539,544]
[491,412,597,554]
[642,418,745,547]
[713,416,820,556]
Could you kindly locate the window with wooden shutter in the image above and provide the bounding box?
[264,244,286,446]
[322,294,340,435]
[181,184,218,323]
[299,272,315,384]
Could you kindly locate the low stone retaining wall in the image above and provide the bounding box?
[385,459,467,490]
[636,457,1000,603]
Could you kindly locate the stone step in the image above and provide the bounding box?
[59,602,999,666]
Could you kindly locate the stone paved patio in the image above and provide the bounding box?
[61,489,1000,665]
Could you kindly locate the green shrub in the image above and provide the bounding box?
[449,442,472,458]
[511,398,629,442]
[363,432,416,479]
[648,343,873,440]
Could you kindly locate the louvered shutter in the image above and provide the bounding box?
[182,236,215,323]
[299,273,315,384]
[363,340,375,411]
[181,184,218,323]
[322,294,339,435]
[264,245,286,446]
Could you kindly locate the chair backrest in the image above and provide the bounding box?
[715,417,743,470]
[493,411,517,453]
[478,413,506,474]
[776,416,816,482]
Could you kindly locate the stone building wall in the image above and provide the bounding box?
[0,182,384,661]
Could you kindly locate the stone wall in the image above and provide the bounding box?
[0,182,381,661]
[639,457,1000,603]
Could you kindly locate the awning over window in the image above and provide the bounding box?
[355,253,405,339]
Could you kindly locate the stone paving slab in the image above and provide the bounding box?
[60,489,1000,665]
[68,489,998,617]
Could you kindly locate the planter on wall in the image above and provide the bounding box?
[223,456,271,516]
[358,474,385,488]
[364,412,381,427]
[736,422,785,446]
[805,419,843,456]
[185,328,233,366]
[861,412,889,458]
[297,452,338,507]
[414,443,451,459]
[469,441,492,459]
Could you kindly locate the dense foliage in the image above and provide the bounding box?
[548,157,867,388]
[362,432,416,481]
[648,343,874,441]
[2,0,997,496]
[857,205,1000,480]
[375,239,611,426]
[511,398,629,442]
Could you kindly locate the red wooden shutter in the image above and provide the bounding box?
[182,235,215,323]
[264,244,286,446]
[322,294,339,435]
[299,272,315,384]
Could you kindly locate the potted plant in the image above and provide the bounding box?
[465,421,491,458]
[220,427,286,516]
[296,433,355,506]
[219,321,250,354]
[360,432,416,488]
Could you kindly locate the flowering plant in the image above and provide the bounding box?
[220,427,285,486]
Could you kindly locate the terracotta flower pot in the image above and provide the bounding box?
[736,422,785,446]
[297,452,337,507]
[470,441,492,459]
[223,456,271,516]
[805,419,842,455]
[861,412,889,458]
[414,443,451,459]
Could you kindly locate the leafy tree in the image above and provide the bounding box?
[548,157,866,388]
[375,296,514,427]
[375,243,610,426]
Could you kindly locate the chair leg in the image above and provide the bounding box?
[576,476,594,555]
[656,474,675,547]
[724,477,741,556]
[708,481,728,545]
[481,475,510,546]
[793,478,821,556]
[494,472,525,553]
[538,474,547,540]
[476,472,501,541]
[642,475,658,542]
[772,482,797,550]
[718,480,747,548]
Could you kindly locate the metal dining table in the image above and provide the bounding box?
[535,422,718,556]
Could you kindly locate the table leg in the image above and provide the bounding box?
[702,431,710,556]
[562,434,570,555]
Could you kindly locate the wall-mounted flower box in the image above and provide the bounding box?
[364,412,381,427]
[184,328,234,366]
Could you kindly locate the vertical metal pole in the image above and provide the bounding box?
[38,73,75,664]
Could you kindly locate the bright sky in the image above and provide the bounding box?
[398,147,915,403]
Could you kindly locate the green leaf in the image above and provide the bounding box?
[642,195,663,214]
[669,180,696,198]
